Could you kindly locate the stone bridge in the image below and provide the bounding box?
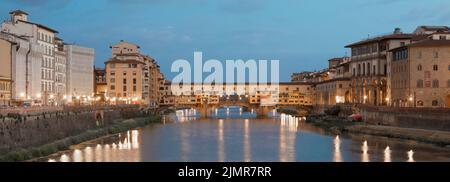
[174,97,312,118]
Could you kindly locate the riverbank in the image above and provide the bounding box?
[306,114,450,147]
[0,115,162,162]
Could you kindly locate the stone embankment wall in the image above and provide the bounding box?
[312,104,354,117]
[0,105,144,155]
[358,106,450,132]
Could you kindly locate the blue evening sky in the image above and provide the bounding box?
[1,0,449,81]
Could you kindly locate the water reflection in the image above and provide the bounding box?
[279,114,300,162]
[362,141,370,162]
[175,109,198,122]
[41,108,450,162]
[244,119,251,162]
[46,130,141,162]
[408,150,415,162]
[218,119,225,162]
[334,136,342,162]
[384,146,391,162]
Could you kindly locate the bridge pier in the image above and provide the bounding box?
[256,106,272,118]
[198,105,214,118]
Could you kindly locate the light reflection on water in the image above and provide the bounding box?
[40,107,450,162]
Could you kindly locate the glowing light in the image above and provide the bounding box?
[362,140,369,162]
[20,92,25,98]
[36,93,41,99]
[363,95,368,100]
[384,146,391,162]
[407,150,415,162]
[50,94,54,99]
[335,96,344,103]
[385,97,390,101]
[408,96,413,101]
[334,135,342,162]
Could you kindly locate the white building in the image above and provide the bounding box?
[1,10,95,106]
[1,10,58,105]
[65,44,95,100]
[54,37,67,104]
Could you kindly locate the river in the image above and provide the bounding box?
[38,107,450,162]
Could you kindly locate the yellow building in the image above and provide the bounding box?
[162,82,313,107]
[0,37,14,106]
[105,40,163,106]
[390,37,450,107]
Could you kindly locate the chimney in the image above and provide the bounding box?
[393,27,402,34]
[9,10,28,23]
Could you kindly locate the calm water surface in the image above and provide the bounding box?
[40,107,450,162]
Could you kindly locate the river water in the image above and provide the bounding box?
[39,107,450,162]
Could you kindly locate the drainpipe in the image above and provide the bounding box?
[25,43,31,100]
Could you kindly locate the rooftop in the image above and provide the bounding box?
[9,9,28,15]
[345,33,414,48]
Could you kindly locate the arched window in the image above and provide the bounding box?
[417,64,422,71]
[417,100,424,107]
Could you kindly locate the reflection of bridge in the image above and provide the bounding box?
[174,95,312,118]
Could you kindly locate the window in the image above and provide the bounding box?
[133,71,137,76]
[433,65,438,71]
[133,86,137,92]
[417,64,422,71]
[110,71,115,76]
[417,52,422,59]
[123,86,127,92]
[110,78,115,82]
[440,36,446,40]
[110,85,115,90]
[448,65,450,71]
[432,100,438,106]
[400,42,405,46]
[133,78,137,84]
[432,79,439,88]
[110,64,115,68]
[417,100,424,107]
[123,71,127,76]
[434,52,439,58]
[123,79,127,84]
[447,80,450,88]
[417,79,423,88]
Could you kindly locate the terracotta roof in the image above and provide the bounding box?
[408,40,450,47]
[314,77,351,85]
[389,40,450,52]
[417,26,450,31]
[17,20,58,33]
[345,33,414,48]
[105,59,145,65]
